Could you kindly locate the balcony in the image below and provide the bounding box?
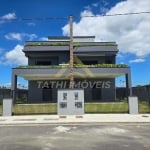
[13,64,130,80]
[12,63,132,101]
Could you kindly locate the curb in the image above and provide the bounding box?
[0,114,150,126]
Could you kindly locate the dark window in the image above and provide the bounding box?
[92,84,101,100]
[105,56,113,64]
[82,60,97,65]
[36,61,51,65]
[43,89,52,101]
[43,85,52,101]
[105,60,112,64]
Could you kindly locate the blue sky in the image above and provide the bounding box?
[0,0,150,88]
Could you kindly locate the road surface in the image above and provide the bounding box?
[0,124,150,150]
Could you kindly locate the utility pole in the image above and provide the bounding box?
[69,15,74,88]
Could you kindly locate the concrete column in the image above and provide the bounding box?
[3,98,12,116]
[11,73,17,104]
[128,96,138,114]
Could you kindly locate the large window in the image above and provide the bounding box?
[82,60,98,65]
[42,85,52,101]
[105,56,114,64]
[36,61,51,65]
[92,84,101,100]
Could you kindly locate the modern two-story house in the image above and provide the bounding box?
[12,36,132,103]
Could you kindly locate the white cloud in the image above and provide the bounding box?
[84,5,91,11]
[1,12,16,20]
[129,58,145,63]
[25,33,37,40]
[92,3,98,7]
[5,32,37,41]
[27,22,36,26]
[62,0,150,57]
[39,37,48,41]
[80,10,94,17]
[116,53,125,59]
[0,13,16,23]
[5,33,22,41]
[84,0,109,14]
[5,45,27,65]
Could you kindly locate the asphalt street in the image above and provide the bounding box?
[0,124,150,150]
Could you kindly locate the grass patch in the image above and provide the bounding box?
[0,102,149,116]
[85,102,150,114]
[12,102,130,115]
[138,102,150,113]
[85,103,129,113]
[13,103,57,115]
[0,105,2,116]
[13,103,130,115]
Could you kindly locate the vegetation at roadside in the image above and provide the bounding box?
[138,101,150,113]
[13,103,57,115]
[0,105,2,115]
[0,101,150,116]
[85,103,129,113]
[0,99,2,105]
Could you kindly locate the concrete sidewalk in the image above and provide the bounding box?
[0,114,150,125]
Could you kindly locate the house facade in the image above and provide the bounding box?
[12,36,132,103]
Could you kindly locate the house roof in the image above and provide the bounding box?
[24,35,118,53]
[23,42,118,53]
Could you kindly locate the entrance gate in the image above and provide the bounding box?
[57,89,84,115]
